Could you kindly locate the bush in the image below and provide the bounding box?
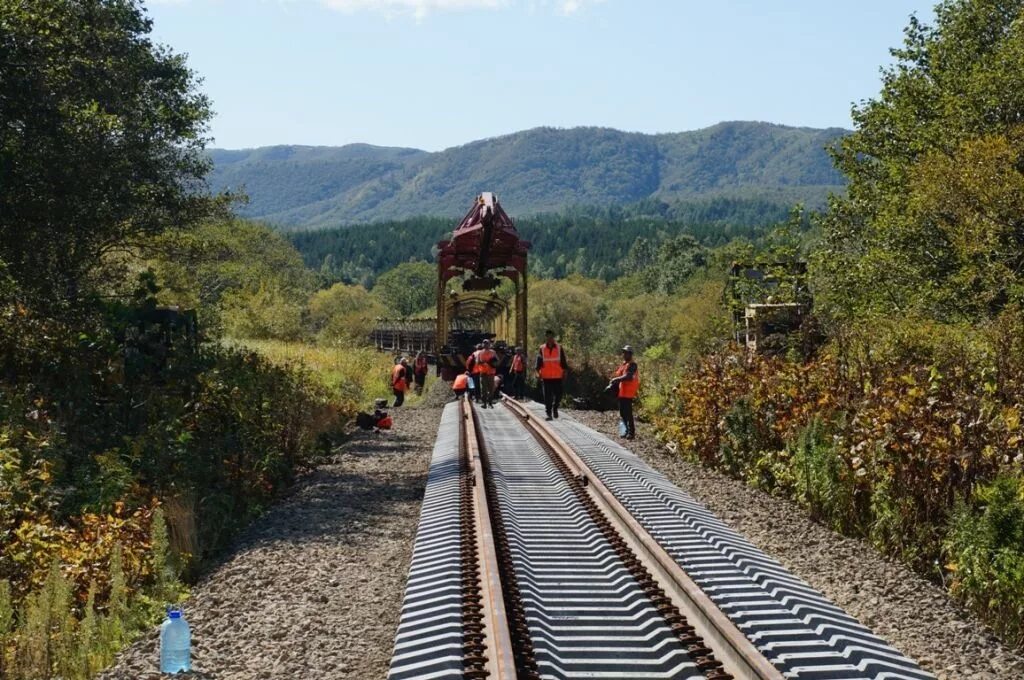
[0,296,349,677]
[306,283,383,345]
[658,312,1024,646]
[948,474,1024,648]
[221,284,306,341]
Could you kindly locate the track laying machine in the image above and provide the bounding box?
[371,193,530,380]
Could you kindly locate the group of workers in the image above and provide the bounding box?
[389,350,430,407]
[454,330,640,440]
[386,331,640,440]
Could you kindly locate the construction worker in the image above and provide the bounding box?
[609,345,639,440]
[467,343,484,401]
[452,370,471,399]
[391,356,409,407]
[468,339,499,408]
[536,330,569,420]
[413,351,429,395]
[494,342,511,394]
[510,347,527,400]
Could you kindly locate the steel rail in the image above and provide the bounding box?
[461,397,519,679]
[501,397,785,680]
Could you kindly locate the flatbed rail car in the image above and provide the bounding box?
[372,192,530,378]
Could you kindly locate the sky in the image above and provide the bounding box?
[146,0,935,151]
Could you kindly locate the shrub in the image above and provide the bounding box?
[657,312,1024,647]
[948,474,1024,648]
[221,284,306,341]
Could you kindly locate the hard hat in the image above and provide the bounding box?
[621,345,634,354]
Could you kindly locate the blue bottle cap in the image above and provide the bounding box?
[168,610,182,619]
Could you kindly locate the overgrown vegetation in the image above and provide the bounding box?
[650,0,1024,647]
[0,2,379,676]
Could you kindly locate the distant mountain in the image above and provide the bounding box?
[208,122,848,228]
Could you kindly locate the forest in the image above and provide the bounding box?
[1,0,1024,677]
[289,196,800,285]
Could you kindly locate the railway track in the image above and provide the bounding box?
[388,399,936,680]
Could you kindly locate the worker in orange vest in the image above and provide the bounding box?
[609,345,640,440]
[452,370,471,400]
[535,330,569,420]
[468,339,499,408]
[413,351,429,395]
[509,347,527,400]
[391,356,409,407]
[466,343,483,402]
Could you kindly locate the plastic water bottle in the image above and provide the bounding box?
[160,607,191,674]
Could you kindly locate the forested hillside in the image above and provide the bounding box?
[291,197,796,285]
[210,122,847,227]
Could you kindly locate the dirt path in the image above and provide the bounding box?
[100,405,443,680]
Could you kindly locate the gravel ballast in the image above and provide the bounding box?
[100,404,443,680]
[569,409,1024,680]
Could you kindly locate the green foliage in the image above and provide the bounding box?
[638,234,708,294]
[0,0,225,312]
[150,219,315,331]
[222,284,305,341]
[372,261,436,317]
[211,123,846,227]
[291,198,798,285]
[948,474,1024,647]
[307,283,384,345]
[0,582,11,676]
[528,277,605,361]
[815,0,1024,323]
[788,418,858,533]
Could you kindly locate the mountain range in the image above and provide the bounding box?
[208,121,849,228]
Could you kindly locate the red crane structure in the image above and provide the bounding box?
[370,193,530,379]
[435,192,530,378]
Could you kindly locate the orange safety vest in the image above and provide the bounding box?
[391,364,408,391]
[614,361,639,399]
[452,373,469,390]
[473,349,497,376]
[511,354,525,373]
[538,343,564,380]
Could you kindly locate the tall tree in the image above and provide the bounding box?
[815,0,1024,322]
[372,261,436,317]
[0,0,223,310]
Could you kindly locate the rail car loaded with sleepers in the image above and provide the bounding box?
[371,193,530,379]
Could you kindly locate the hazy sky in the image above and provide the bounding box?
[146,0,934,151]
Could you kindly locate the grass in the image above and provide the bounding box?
[226,339,434,412]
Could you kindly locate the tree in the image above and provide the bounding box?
[0,0,224,311]
[150,220,315,321]
[528,277,604,360]
[372,261,436,317]
[815,0,1024,322]
[307,283,383,345]
[641,234,708,295]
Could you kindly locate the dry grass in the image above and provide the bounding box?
[226,339,430,412]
